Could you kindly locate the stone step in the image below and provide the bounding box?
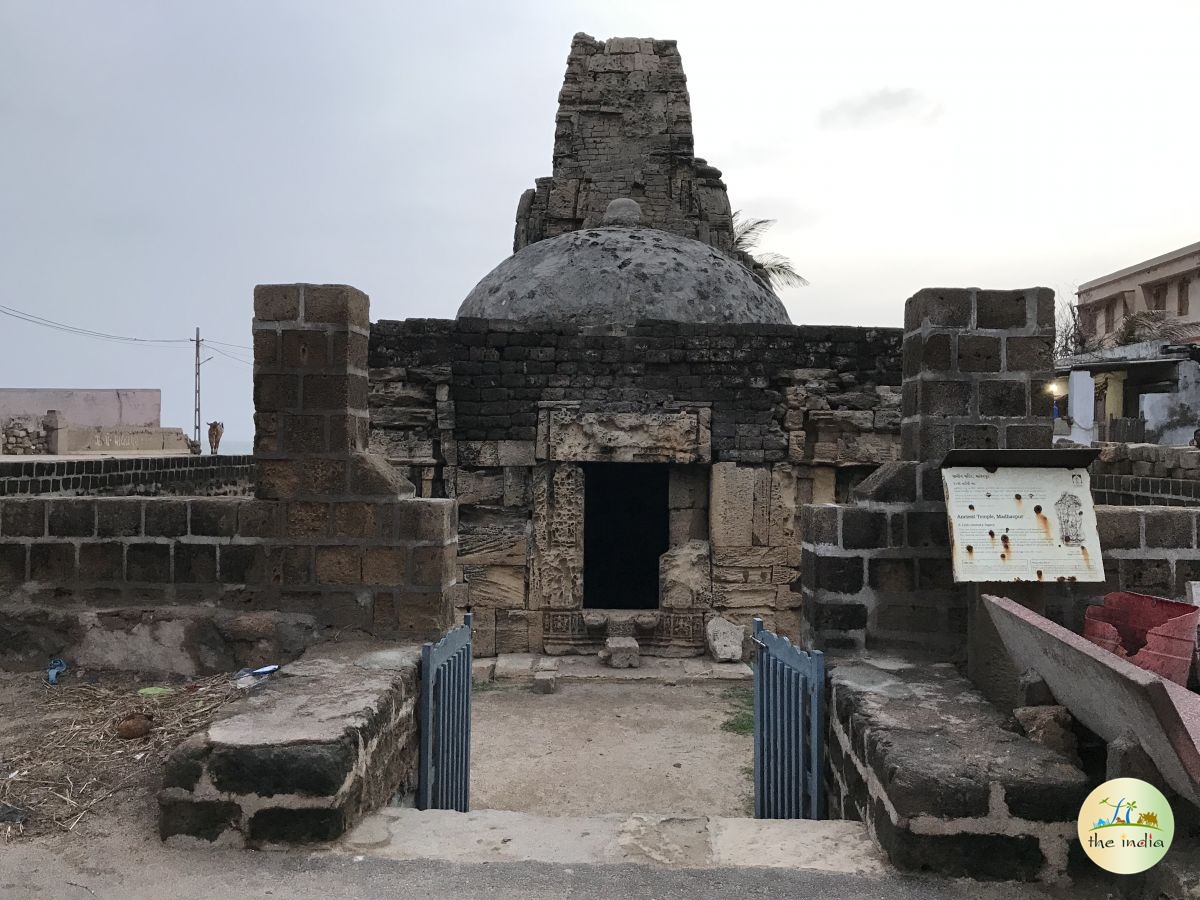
[483,653,752,685]
[342,807,886,875]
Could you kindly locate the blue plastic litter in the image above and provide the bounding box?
[46,658,67,685]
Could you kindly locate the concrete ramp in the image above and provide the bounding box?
[984,594,1200,807]
[343,807,886,875]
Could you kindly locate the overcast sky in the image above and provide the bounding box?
[2,1,1197,443]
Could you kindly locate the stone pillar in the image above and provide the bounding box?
[252,284,413,501]
[901,287,1055,499]
[44,410,65,455]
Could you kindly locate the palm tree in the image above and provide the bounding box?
[731,210,809,292]
[1110,309,1197,347]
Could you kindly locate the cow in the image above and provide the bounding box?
[207,421,224,455]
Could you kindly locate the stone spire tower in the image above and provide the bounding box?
[513,33,738,256]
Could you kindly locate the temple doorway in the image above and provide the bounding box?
[582,462,669,609]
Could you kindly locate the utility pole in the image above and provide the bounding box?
[193,327,201,450]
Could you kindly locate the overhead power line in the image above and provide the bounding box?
[0,303,252,352]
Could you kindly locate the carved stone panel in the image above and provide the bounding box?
[528,463,584,610]
[537,408,711,464]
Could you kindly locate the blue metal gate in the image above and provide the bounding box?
[752,616,826,819]
[417,613,472,811]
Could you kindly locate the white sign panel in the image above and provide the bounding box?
[942,466,1104,583]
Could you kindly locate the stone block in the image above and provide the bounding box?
[868,558,915,592]
[1005,335,1052,374]
[919,379,971,416]
[1143,508,1194,548]
[126,543,169,582]
[0,544,27,584]
[705,616,744,662]
[974,290,1029,329]
[76,542,123,581]
[315,546,362,584]
[493,652,535,681]
[281,330,330,370]
[47,500,95,537]
[362,547,406,586]
[190,500,239,537]
[978,379,1028,417]
[905,288,972,330]
[253,284,302,322]
[605,636,640,668]
[811,601,868,631]
[956,335,1001,373]
[302,284,370,328]
[1004,423,1052,449]
[96,501,143,537]
[709,462,756,548]
[494,611,530,654]
[175,544,217,583]
[841,508,886,550]
[659,540,710,608]
[800,505,839,547]
[463,564,525,607]
[814,556,864,594]
[452,469,504,505]
[1013,706,1080,765]
[1,500,45,537]
[532,671,557,693]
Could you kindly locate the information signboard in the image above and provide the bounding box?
[942,466,1104,583]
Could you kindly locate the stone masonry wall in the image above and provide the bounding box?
[2,416,49,455]
[0,285,457,675]
[514,34,738,257]
[1088,441,1200,506]
[0,454,253,497]
[371,318,903,469]
[369,317,901,654]
[800,288,1057,655]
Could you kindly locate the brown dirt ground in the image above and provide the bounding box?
[471,681,756,817]
[0,667,236,844]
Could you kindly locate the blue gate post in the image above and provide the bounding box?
[752,615,826,820]
[417,612,473,811]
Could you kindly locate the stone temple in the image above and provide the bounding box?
[371,33,904,657]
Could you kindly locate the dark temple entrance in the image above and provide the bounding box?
[583,463,669,609]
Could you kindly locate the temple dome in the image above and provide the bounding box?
[457,201,791,326]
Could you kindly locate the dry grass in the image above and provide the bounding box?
[0,672,237,842]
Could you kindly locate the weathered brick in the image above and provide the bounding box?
[48,500,95,537]
[127,543,171,582]
[363,547,406,585]
[30,543,75,580]
[78,543,124,581]
[956,335,1001,373]
[814,556,864,593]
[97,501,142,537]
[1005,336,1051,373]
[315,546,361,584]
[1,500,45,537]
[189,500,239,537]
[254,284,302,322]
[175,543,217,583]
[145,501,189,537]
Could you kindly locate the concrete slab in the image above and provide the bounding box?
[343,808,886,874]
[984,594,1200,807]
